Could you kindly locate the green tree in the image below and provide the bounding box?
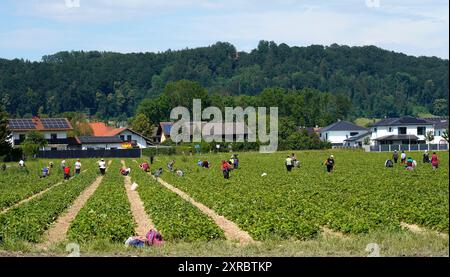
[442,129,449,144]
[425,130,435,144]
[131,113,153,138]
[0,107,12,157]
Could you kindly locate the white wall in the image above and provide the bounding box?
[433,128,448,144]
[118,130,148,148]
[370,124,434,143]
[12,131,67,140]
[320,130,364,144]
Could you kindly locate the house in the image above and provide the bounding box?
[152,121,251,144]
[153,122,173,143]
[7,117,73,150]
[68,136,124,150]
[88,122,153,148]
[370,116,437,145]
[343,132,372,147]
[423,117,448,144]
[319,120,369,147]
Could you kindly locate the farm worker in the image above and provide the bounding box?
[392,150,399,163]
[61,160,66,170]
[431,152,439,169]
[291,153,298,165]
[98,159,107,175]
[154,168,163,177]
[120,167,131,176]
[49,161,54,168]
[202,160,210,168]
[167,160,175,172]
[423,150,430,163]
[197,160,203,166]
[400,151,407,164]
[18,159,25,167]
[176,169,184,177]
[64,165,71,180]
[405,157,414,171]
[41,166,49,178]
[1,163,6,171]
[75,159,82,175]
[285,155,293,172]
[221,160,232,179]
[229,155,235,166]
[141,162,150,172]
[385,159,393,168]
[232,154,239,169]
[149,155,154,165]
[325,155,335,173]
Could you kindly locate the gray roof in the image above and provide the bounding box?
[344,131,371,142]
[320,121,368,132]
[423,117,448,129]
[78,136,123,144]
[374,134,419,141]
[371,116,430,127]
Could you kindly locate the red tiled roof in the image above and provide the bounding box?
[89,122,126,137]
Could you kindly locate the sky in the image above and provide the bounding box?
[0,0,448,61]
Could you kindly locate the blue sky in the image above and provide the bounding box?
[0,0,448,61]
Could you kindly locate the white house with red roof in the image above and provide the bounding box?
[7,117,74,150]
[88,122,153,148]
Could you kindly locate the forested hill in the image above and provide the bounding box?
[0,41,448,120]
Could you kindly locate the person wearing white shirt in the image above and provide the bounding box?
[18,160,25,167]
[98,159,107,175]
[75,159,82,175]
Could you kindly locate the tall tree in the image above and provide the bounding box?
[0,106,11,157]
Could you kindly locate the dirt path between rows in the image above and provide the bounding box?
[400,222,448,238]
[122,160,155,236]
[320,226,347,238]
[38,173,104,249]
[0,169,88,216]
[134,161,254,245]
[36,162,111,248]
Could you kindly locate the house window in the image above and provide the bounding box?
[388,127,392,132]
[417,127,426,136]
[51,148,57,151]
[51,133,57,140]
[19,134,26,141]
[373,128,377,132]
[325,133,328,140]
[398,127,407,134]
[127,135,132,141]
[350,132,359,136]
[120,135,125,141]
[439,131,441,136]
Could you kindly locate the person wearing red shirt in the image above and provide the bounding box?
[221,160,232,179]
[431,152,439,170]
[64,166,71,180]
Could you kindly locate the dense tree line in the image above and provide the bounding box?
[0,41,448,120]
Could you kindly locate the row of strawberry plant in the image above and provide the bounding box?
[0,162,98,243]
[153,150,448,239]
[130,159,225,242]
[0,163,61,210]
[68,160,135,243]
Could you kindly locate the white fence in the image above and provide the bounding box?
[368,143,448,152]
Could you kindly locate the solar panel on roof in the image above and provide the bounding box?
[41,118,70,129]
[8,119,36,129]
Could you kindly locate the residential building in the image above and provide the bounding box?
[7,117,73,150]
[369,116,442,145]
[319,120,369,147]
[88,122,152,148]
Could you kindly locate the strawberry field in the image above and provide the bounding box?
[152,150,449,240]
[0,150,447,253]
